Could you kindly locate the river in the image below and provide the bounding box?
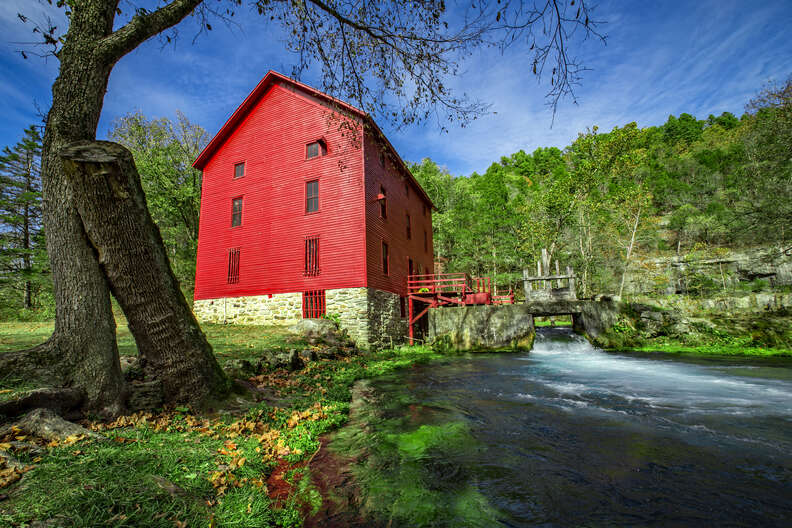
[326,328,792,527]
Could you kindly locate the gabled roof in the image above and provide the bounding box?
[192,70,435,209]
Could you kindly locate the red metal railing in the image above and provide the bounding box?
[407,273,494,302]
[407,273,501,344]
[492,289,515,305]
[407,272,471,296]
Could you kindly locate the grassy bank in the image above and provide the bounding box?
[593,307,792,358]
[0,321,301,360]
[615,342,792,358]
[0,322,445,527]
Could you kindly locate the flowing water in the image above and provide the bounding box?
[329,328,792,527]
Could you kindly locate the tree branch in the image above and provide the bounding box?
[98,0,203,64]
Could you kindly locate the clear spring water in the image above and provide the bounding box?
[330,328,792,527]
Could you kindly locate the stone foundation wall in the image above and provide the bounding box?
[326,288,370,346]
[193,287,408,350]
[193,292,302,325]
[366,288,408,349]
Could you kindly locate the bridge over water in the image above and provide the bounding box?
[425,299,621,351]
[408,263,618,349]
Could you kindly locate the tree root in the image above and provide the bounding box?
[0,408,103,443]
[0,335,126,419]
[0,342,61,387]
[0,388,83,422]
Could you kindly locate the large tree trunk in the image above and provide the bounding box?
[5,1,129,417]
[3,0,212,417]
[60,141,229,405]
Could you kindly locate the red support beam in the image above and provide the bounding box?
[408,295,414,345]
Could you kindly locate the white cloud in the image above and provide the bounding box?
[385,0,792,175]
[1,0,791,173]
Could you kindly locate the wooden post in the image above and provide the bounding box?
[555,260,560,288]
[523,269,530,300]
[541,248,550,290]
[567,266,576,299]
[408,296,414,345]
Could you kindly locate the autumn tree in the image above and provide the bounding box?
[4,0,603,417]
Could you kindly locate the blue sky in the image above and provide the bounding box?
[1,1,791,176]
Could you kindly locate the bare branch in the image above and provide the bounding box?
[98,0,203,64]
[255,0,604,128]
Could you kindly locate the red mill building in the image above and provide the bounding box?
[192,71,434,348]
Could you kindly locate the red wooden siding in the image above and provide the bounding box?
[194,72,433,302]
[363,131,434,296]
[194,82,367,300]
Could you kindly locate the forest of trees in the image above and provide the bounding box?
[412,76,792,297]
[1,77,789,319]
[0,127,48,318]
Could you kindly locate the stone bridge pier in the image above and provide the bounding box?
[428,299,622,351]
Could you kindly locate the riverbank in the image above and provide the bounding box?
[586,298,792,358]
[0,322,450,527]
[614,342,792,358]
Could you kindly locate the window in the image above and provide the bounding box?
[424,230,428,253]
[234,162,245,179]
[406,213,411,240]
[304,236,320,276]
[306,180,319,213]
[306,140,327,159]
[231,197,243,227]
[303,290,326,318]
[227,247,240,284]
[379,186,387,219]
[382,241,389,275]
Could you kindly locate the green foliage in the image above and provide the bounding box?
[730,76,792,244]
[0,126,49,314]
[409,76,792,299]
[321,312,342,326]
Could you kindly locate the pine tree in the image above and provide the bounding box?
[0,126,45,311]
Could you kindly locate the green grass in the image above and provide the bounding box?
[0,320,443,527]
[0,322,309,404]
[534,318,572,327]
[0,321,303,361]
[619,343,792,357]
